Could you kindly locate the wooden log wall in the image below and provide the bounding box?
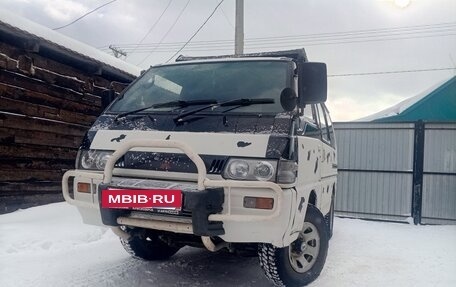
[0,40,131,212]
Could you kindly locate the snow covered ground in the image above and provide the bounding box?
[1,203,455,287]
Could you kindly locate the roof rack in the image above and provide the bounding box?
[175,48,308,63]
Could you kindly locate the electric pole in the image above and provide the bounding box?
[108,45,127,59]
[235,0,244,55]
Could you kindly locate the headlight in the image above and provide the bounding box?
[254,161,275,181]
[227,160,250,179]
[223,158,277,181]
[77,150,113,170]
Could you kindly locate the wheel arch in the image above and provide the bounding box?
[308,190,317,206]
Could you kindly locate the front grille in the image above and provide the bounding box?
[114,156,125,168]
[208,159,225,174]
[112,152,227,174]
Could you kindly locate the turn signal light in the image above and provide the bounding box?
[243,197,274,210]
[77,182,91,193]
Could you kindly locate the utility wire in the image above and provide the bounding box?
[138,0,191,65]
[102,32,456,53]
[130,0,173,55]
[117,26,456,48]
[239,21,456,41]
[327,67,455,77]
[219,5,234,29]
[165,0,225,63]
[103,30,456,53]
[53,0,118,31]
[98,21,456,50]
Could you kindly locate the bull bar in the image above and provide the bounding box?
[62,139,285,248]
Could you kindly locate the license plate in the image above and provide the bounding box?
[101,188,182,210]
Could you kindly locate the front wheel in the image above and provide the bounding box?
[258,205,329,287]
[120,229,180,260]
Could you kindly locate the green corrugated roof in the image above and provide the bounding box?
[375,76,456,122]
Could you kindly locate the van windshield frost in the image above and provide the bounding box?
[109,61,290,114]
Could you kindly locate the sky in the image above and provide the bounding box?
[1,0,455,121]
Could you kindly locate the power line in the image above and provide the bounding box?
[165,0,225,63]
[138,0,191,65]
[53,0,118,31]
[129,27,456,48]
[102,31,456,55]
[99,21,456,50]
[327,67,455,77]
[130,0,173,55]
[241,21,456,41]
[219,4,234,29]
[101,32,455,53]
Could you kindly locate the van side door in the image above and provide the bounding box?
[315,103,337,214]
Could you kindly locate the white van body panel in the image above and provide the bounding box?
[90,130,270,157]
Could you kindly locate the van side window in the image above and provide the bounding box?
[322,103,335,147]
[301,104,321,138]
[315,104,331,144]
[303,104,313,120]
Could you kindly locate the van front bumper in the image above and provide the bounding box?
[98,182,225,237]
[62,139,298,247]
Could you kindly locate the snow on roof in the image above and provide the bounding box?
[0,9,141,78]
[357,76,453,122]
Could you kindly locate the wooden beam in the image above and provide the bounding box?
[0,169,64,181]
[0,83,101,116]
[0,69,101,108]
[0,144,77,160]
[0,113,87,136]
[0,127,83,148]
[0,96,97,126]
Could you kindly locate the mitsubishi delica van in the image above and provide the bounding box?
[62,49,338,287]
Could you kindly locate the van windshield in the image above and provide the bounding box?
[109,60,291,114]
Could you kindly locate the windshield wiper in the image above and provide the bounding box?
[220,98,274,107]
[173,98,275,123]
[114,99,217,122]
[219,98,275,113]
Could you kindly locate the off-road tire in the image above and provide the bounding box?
[120,230,180,260]
[258,205,329,287]
[324,194,335,239]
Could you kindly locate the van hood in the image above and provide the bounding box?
[83,114,292,156]
[90,129,288,158]
[80,114,292,174]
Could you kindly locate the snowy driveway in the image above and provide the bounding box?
[1,203,455,287]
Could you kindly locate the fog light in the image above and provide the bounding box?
[77,182,91,193]
[243,197,274,210]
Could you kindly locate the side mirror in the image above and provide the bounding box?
[280,88,297,112]
[298,62,327,106]
[101,89,116,110]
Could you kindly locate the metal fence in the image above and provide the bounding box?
[421,123,456,224]
[334,121,456,225]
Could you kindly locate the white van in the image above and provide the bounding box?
[62,49,337,287]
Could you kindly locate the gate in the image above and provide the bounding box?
[421,123,456,224]
[334,121,456,225]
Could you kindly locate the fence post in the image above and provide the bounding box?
[412,120,425,225]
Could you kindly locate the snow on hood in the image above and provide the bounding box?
[90,130,271,157]
[0,9,141,77]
